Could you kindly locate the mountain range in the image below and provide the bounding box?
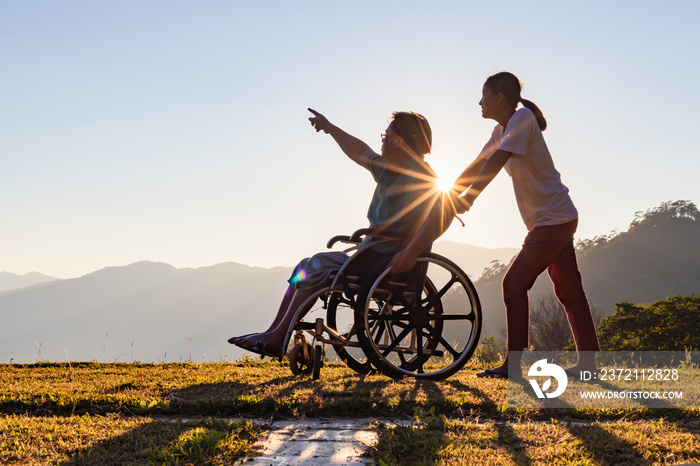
[0,272,57,294]
[2,201,698,363]
[0,243,515,364]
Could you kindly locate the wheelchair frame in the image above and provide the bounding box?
[280,228,483,380]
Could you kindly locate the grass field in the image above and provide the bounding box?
[1,360,699,465]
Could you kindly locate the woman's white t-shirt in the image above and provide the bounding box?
[477,107,578,231]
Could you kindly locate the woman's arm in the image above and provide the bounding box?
[453,156,487,196]
[455,149,513,213]
[308,108,375,169]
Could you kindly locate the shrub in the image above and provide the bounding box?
[597,295,700,351]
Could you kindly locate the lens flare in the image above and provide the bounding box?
[289,269,307,285]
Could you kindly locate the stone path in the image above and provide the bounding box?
[247,418,396,465]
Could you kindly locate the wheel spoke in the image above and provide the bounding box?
[345,323,357,339]
[436,275,459,299]
[419,301,436,314]
[372,319,386,345]
[440,312,475,322]
[385,319,399,348]
[416,330,424,360]
[438,335,461,359]
[372,312,410,322]
[420,323,439,343]
[381,326,412,357]
[398,352,408,366]
[390,320,411,331]
[367,314,380,335]
[366,298,387,334]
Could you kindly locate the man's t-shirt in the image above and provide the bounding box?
[365,153,440,252]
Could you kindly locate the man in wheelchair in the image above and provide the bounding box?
[228,108,449,358]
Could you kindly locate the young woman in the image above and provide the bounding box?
[390,71,600,378]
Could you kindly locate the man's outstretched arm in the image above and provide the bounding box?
[308,108,375,169]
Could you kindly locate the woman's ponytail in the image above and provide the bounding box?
[520,98,547,131]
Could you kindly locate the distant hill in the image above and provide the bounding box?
[0,272,58,294]
[473,200,700,340]
[431,242,518,280]
[0,262,293,363]
[576,201,700,309]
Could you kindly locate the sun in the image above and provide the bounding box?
[430,160,460,194]
[434,175,453,193]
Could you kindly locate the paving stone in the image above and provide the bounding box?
[247,418,395,465]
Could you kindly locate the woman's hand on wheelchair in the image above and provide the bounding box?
[448,190,472,215]
[388,247,419,274]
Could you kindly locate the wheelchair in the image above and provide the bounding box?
[279,228,482,380]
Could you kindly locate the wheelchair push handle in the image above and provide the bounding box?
[326,228,404,249]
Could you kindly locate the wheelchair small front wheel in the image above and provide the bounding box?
[289,342,315,376]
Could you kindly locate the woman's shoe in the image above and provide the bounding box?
[476,367,522,379]
[476,369,509,379]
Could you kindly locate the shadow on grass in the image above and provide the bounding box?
[563,423,653,466]
[57,417,263,466]
[501,377,700,465]
[0,378,269,418]
[162,373,378,418]
[445,378,501,413]
[494,421,532,466]
[559,378,700,465]
[370,377,527,466]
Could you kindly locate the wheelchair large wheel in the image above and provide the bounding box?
[326,292,373,374]
[354,253,481,380]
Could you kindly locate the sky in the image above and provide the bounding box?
[2,1,699,279]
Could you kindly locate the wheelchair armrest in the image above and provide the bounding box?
[327,228,378,248]
[327,228,405,249]
[326,235,352,248]
[349,228,376,243]
[349,228,404,243]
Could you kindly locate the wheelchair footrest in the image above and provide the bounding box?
[294,321,315,331]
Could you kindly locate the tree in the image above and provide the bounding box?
[529,295,573,351]
[631,200,699,228]
[529,294,604,351]
[596,295,700,351]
